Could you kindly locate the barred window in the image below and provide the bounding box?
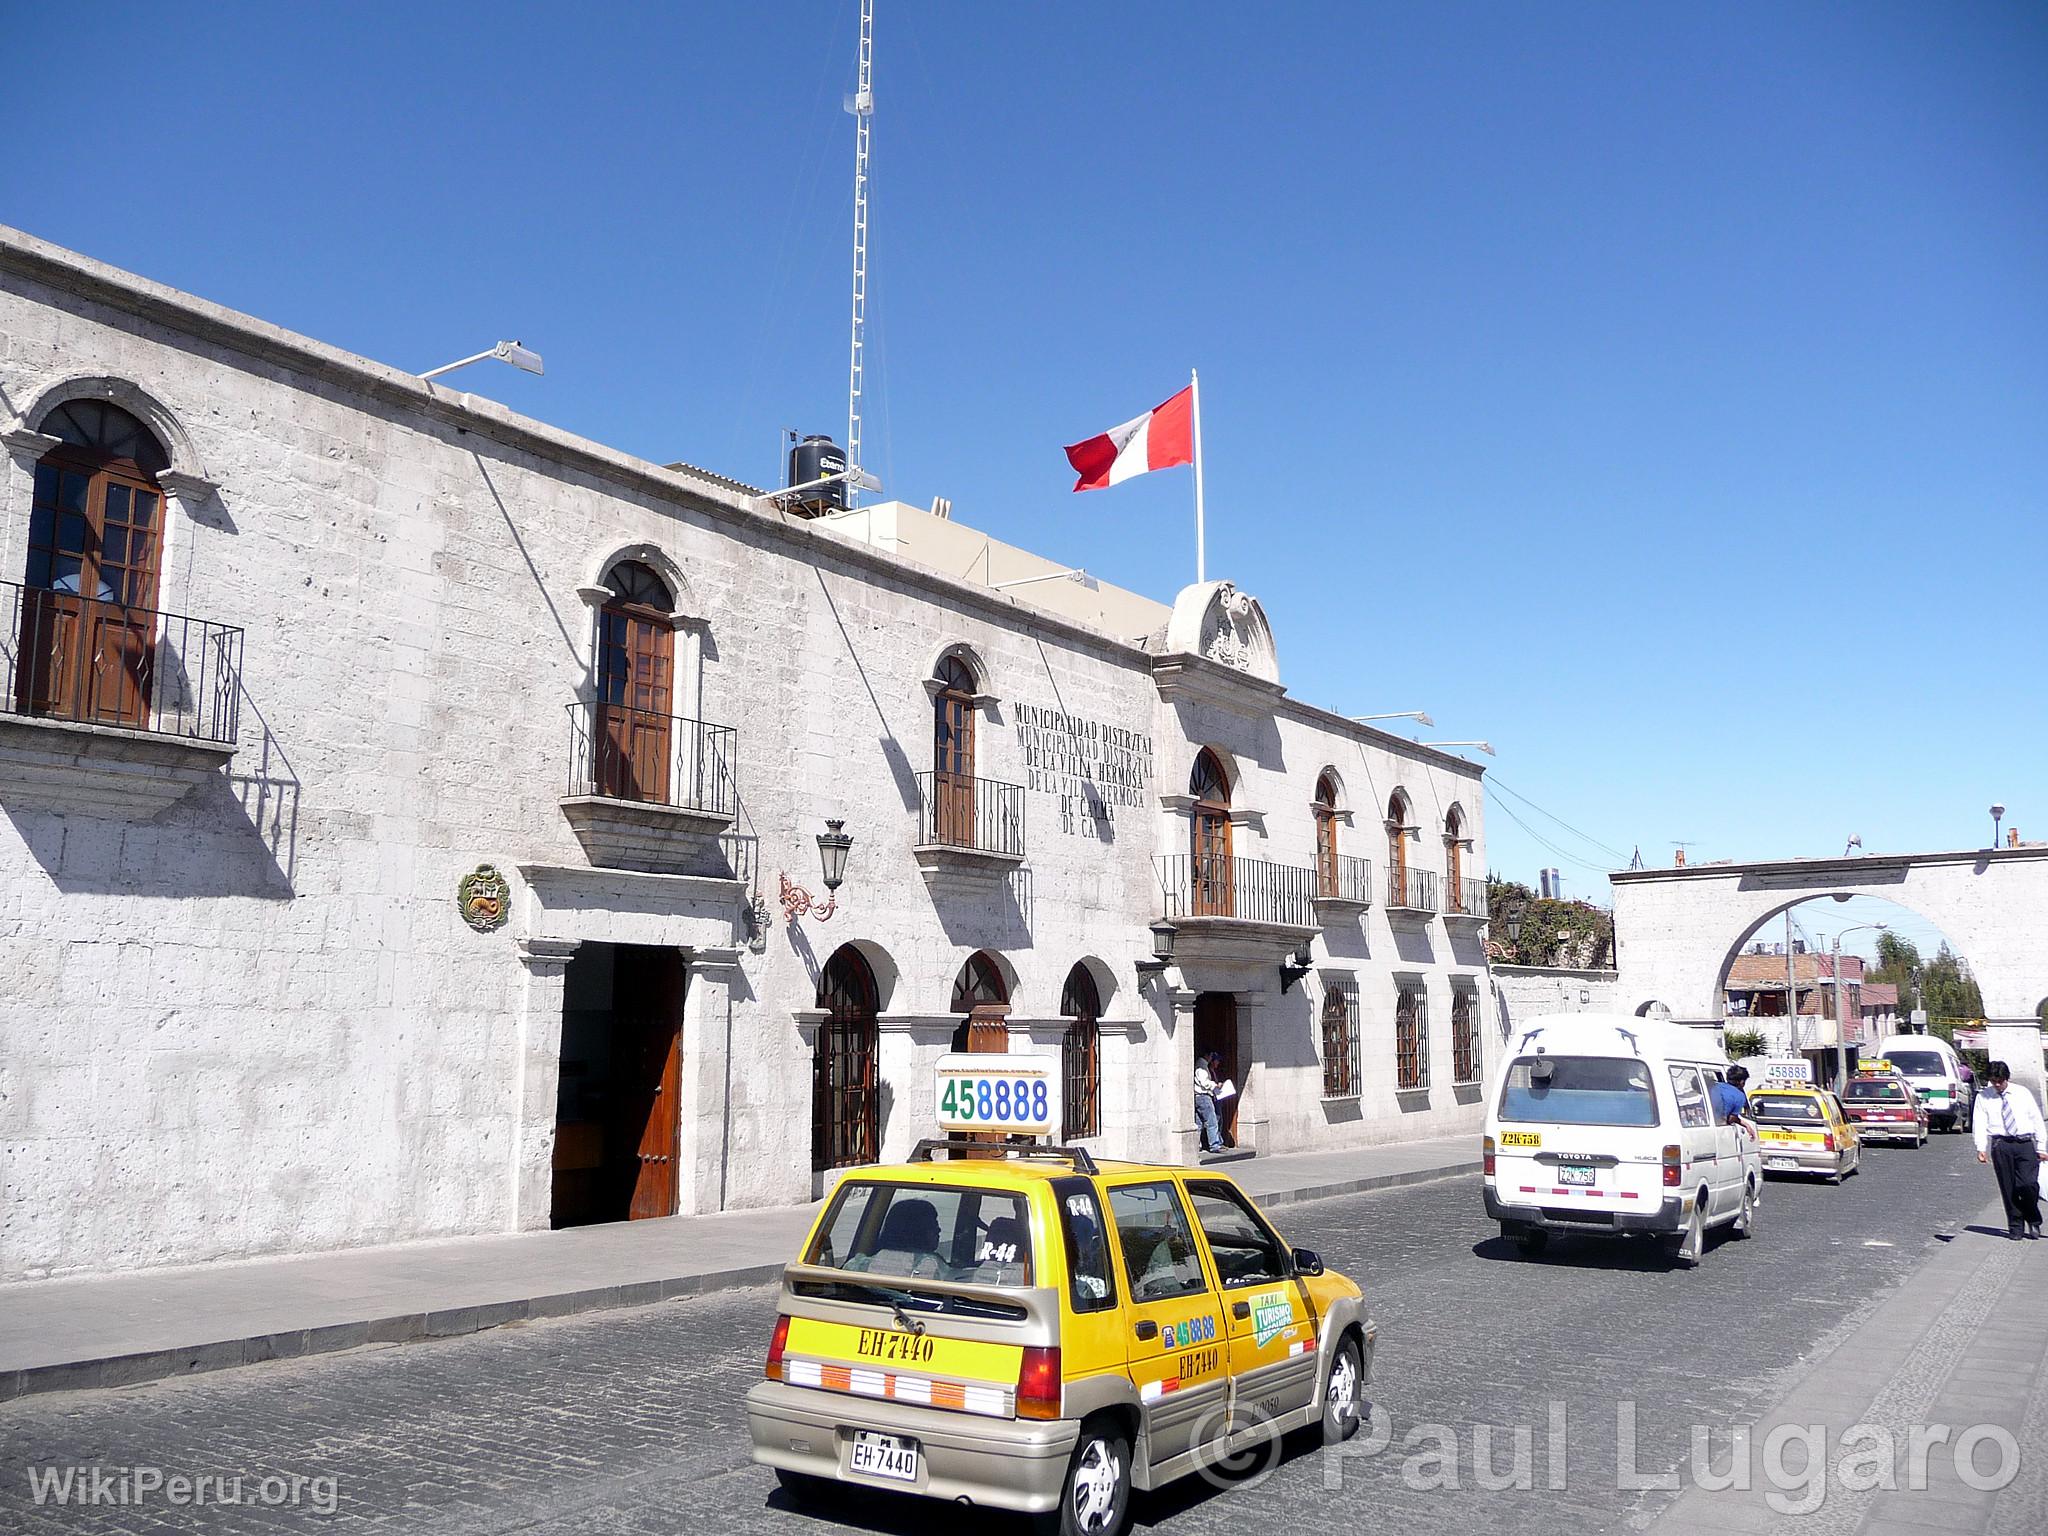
[1452,988,1480,1084]
[1320,979,1360,1097]
[1061,964,1102,1140]
[1395,984,1429,1090]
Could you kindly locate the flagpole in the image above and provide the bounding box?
[1191,367,1206,584]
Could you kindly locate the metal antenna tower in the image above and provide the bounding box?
[845,0,874,503]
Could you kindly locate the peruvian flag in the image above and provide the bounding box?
[1064,385,1195,492]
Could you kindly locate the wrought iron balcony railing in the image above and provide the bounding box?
[566,701,737,816]
[915,770,1025,857]
[2,579,242,745]
[1387,866,1440,913]
[1317,853,1373,905]
[1446,876,1489,918]
[1160,853,1318,928]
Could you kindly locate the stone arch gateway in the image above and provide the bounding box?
[1611,845,2048,1098]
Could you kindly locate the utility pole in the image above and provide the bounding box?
[845,0,874,501]
[1786,912,1797,1058]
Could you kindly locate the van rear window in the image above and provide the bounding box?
[1882,1051,1946,1078]
[806,1181,1034,1287]
[1498,1055,1659,1127]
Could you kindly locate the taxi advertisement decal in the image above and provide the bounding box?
[1500,1131,1541,1149]
[1251,1290,1295,1347]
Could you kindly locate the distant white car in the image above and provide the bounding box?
[1872,1035,1974,1133]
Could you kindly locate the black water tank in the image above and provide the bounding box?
[787,434,848,512]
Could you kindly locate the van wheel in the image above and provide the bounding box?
[1321,1335,1364,1442]
[1048,1422,1131,1536]
[1733,1182,1756,1239]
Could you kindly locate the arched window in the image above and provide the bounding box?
[1061,964,1102,1140]
[950,950,1010,1053]
[1321,983,1360,1098]
[1444,805,1466,913]
[1190,749,1234,916]
[931,655,977,845]
[1452,989,1479,1084]
[19,401,170,729]
[594,561,676,802]
[1314,772,1341,899]
[1386,791,1412,907]
[813,947,880,1170]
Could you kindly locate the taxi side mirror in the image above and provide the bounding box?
[1292,1246,1324,1277]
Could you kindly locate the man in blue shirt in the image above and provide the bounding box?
[1711,1065,1751,1124]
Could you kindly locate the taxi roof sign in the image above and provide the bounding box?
[935,1052,1062,1139]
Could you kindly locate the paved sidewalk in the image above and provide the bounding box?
[1646,1196,2048,1536]
[0,1131,1478,1401]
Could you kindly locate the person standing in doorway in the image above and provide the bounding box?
[1973,1060,2045,1240]
[1194,1052,1225,1154]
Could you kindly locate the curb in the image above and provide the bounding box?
[1,1160,1479,1403]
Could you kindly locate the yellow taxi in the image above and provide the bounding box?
[1747,1082,1862,1183]
[746,1137,1375,1536]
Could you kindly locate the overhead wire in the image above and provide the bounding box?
[1486,775,1634,865]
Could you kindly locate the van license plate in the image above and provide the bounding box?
[848,1431,919,1484]
[1559,1164,1595,1186]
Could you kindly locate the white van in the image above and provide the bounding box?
[1483,1013,1763,1267]
[1873,1034,1974,1133]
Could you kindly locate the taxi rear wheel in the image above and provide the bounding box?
[773,1469,832,1505]
[1049,1422,1130,1536]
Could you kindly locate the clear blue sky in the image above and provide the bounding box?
[7,1,2043,946]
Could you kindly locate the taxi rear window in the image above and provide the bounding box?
[1750,1093,1824,1123]
[806,1181,1034,1287]
[1843,1080,1908,1102]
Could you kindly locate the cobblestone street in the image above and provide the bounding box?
[0,1136,2000,1535]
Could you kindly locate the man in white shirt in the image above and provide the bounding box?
[1194,1053,1225,1154]
[1973,1059,2046,1240]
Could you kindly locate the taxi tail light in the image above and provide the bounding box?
[1017,1346,1062,1420]
[1483,1135,1496,1176]
[1661,1145,1682,1187]
[1822,1131,1836,1153]
[765,1314,791,1382]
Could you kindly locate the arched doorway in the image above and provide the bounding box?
[17,400,170,729]
[813,946,881,1170]
[950,950,1011,1053]
[594,560,676,802]
[1194,993,1240,1145]
[1386,791,1412,906]
[1061,963,1102,1140]
[1444,805,1467,912]
[1190,749,1234,916]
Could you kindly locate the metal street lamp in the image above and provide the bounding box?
[1829,921,1887,1074]
[1422,741,1496,757]
[1991,804,2006,848]
[420,339,545,383]
[1349,711,1434,727]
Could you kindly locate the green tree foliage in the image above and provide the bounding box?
[1867,933,1983,1026]
[1722,1027,1769,1061]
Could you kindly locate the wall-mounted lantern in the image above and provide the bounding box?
[1135,919,1178,977]
[1279,940,1314,994]
[781,819,854,923]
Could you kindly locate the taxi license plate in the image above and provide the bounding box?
[848,1431,919,1484]
[1558,1164,1595,1186]
[1766,1156,1801,1170]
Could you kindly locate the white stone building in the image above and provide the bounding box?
[0,226,1496,1281]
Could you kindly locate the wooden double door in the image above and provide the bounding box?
[553,945,686,1227]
